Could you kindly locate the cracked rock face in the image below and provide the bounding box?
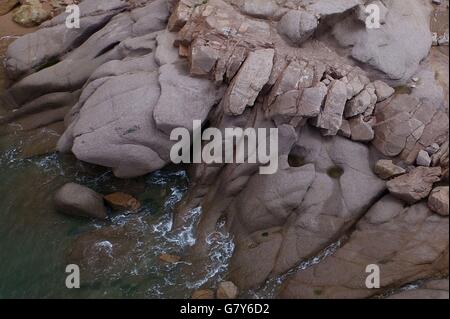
[1,0,448,299]
[279,195,449,299]
[386,167,442,204]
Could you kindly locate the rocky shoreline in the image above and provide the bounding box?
[0,0,448,299]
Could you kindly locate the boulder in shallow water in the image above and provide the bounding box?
[54,183,107,219]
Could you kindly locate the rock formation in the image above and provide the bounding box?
[1,0,448,299]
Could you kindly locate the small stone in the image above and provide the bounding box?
[13,0,51,27]
[277,10,318,46]
[387,167,442,204]
[298,83,328,117]
[240,0,279,19]
[349,116,374,142]
[338,119,352,138]
[428,187,449,216]
[222,48,274,115]
[416,150,432,167]
[167,0,192,32]
[217,281,239,299]
[344,88,374,118]
[373,80,395,102]
[425,143,440,155]
[374,160,406,180]
[104,192,141,212]
[314,79,348,136]
[192,289,215,299]
[159,253,182,263]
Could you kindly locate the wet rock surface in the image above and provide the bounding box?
[54,182,107,219]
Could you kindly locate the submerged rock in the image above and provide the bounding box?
[104,192,141,212]
[217,281,239,299]
[416,150,432,167]
[159,253,182,263]
[192,289,215,299]
[54,183,107,219]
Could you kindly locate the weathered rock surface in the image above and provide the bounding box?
[238,0,279,19]
[388,279,449,299]
[332,0,433,83]
[221,49,274,115]
[386,167,442,204]
[277,10,318,46]
[2,0,448,300]
[313,80,348,136]
[373,94,448,164]
[279,196,449,299]
[349,115,374,142]
[374,159,406,180]
[428,186,449,216]
[54,183,107,219]
[373,80,395,102]
[224,125,385,289]
[192,289,215,299]
[0,0,18,16]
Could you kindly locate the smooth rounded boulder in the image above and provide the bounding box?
[54,183,108,219]
[277,10,318,46]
